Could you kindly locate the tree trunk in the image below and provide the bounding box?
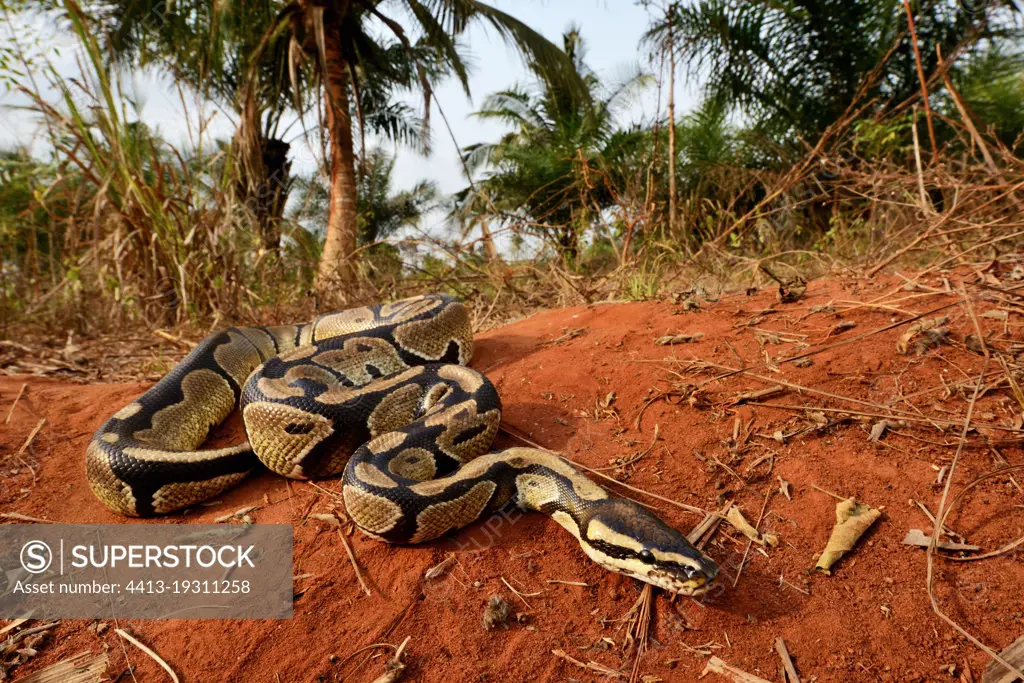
[478,220,499,262]
[316,29,359,294]
[666,7,677,238]
[236,136,291,252]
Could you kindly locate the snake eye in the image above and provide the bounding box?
[639,549,655,564]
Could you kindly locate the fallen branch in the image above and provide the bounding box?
[927,352,1024,680]
[701,656,773,683]
[552,648,626,679]
[115,629,179,683]
[4,383,27,424]
[774,637,801,683]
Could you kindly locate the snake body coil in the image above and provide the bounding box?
[87,295,718,594]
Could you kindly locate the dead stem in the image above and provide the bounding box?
[337,530,372,596]
[924,346,1023,678]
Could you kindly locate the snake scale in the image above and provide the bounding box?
[87,294,718,595]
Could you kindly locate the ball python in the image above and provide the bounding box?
[87,294,719,595]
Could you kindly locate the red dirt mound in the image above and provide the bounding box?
[2,271,1023,682]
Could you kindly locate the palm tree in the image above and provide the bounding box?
[459,27,649,262]
[239,1,584,294]
[288,146,437,283]
[99,0,297,252]
[655,0,1020,149]
[292,147,437,246]
[953,42,1024,150]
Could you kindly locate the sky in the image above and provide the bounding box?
[0,0,702,239]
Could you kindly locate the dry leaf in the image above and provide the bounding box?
[902,529,979,552]
[982,310,1009,321]
[827,321,857,337]
[868,420,894,442]
[778,477,792,501]
[815,498,882,573]
[726,507,778,547]
[309,513,341,527]
[777,278,807,304]
[754,330,783,345]
[655,332,704,345]
[896,316,949,355]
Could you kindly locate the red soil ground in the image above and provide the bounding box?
[2,271,1023,682]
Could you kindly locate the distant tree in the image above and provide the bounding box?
[953,42,1024,149]
[292,147,437,247]
[461,27,650,262]
[232,0,585,294]
[656,0,1022,151]
[289,146,436,282]
[99,0,296,252]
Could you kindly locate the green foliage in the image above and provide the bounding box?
[291,147,437,247]
[459,27,650,261]
[954,42,1024,149]
[654,0,1020,149]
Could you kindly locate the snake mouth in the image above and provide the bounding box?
[677,574,713,596]
[634,563,718,596]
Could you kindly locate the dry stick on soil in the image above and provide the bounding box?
[594,424,659,471]
[0,618,28,636]
[701,656,773,683]
[626,584,653,683]
[17,419,47,449]
[733,487,774,588]
[115,629,179,683]
[926,349,1024,679]
[745,401,1022,435]
[336,640,406,677]
[631,301,965,428]
[911,499,965,541]
[5,621,58,644]
[902,529,980,552]
[500,424,708,516]
[4,382,27,424]
[371,636,412,683]
[1,512,55,523]
[809,484,846,501]
[775,637,801,683]
[692,300,963,388]
[551,648,626,679]
[12,418,45,479]
[942,466,1024,563]
[687,500,731,548]
[500,576,540,610]
[679,364,1024,435]
[546,579,590,587]
[337,530,372,596]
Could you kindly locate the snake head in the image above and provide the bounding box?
[578,499,719,595]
